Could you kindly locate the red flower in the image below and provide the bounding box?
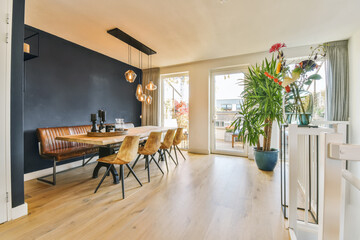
[269,43,286,53]
[264,72,276,80]
[274,78,278,83]
[278,81,282,86]
[285,85,291,93]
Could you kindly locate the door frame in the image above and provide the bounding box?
[0,0,13,223]
[210,66,248,156]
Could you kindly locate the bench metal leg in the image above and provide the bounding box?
[37,158,57,185]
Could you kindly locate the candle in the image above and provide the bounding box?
[98,110,103,119]
[101,111,106,122]
[91,113,97,122]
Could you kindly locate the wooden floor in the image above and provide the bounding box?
[0,152,289,240]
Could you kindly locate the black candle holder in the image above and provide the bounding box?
[91,120,97,132]
[90,113,97,132]
[99,120,105,132]
[97,110,106,132]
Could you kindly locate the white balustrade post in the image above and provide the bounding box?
[335,123,348,240]
[318,132,344,240]
[288,124,299,232]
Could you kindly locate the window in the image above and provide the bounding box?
[288,60,326,120]
[221,104,232,111]
[160,72,189,149]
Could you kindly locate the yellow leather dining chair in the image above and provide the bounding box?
[94,135,141,199]
[170,128,187,163]
[158,129,177,171]
[127,131,164,182]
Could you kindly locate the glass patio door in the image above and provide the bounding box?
[160,72,189,149]
[210,70,247,156]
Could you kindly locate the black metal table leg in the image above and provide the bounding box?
[92,146,119,184]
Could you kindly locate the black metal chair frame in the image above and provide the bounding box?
[126,154,164,182]
[158,148,178,172]
[169,145,186,163]
[94,162,142,199]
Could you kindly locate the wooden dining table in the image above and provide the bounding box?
[56,126,171,184]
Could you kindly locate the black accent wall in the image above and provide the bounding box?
[11,0,25,208]
[23,25,142,174]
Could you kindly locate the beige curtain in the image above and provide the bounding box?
[141,67,160,126]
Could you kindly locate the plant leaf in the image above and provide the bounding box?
[304,80,313,85]
[308,74,322,80]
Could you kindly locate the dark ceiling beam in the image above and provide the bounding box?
[107,28,156,55]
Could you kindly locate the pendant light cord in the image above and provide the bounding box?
[139,51,142,84]
[129,45,131,65]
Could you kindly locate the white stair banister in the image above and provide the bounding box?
[288,124,338,239]
[329,143,360,161]
[288,124,299,233]
[318,132,344,240]
[328,141,360,240]
[287,123,348,240]
[341,169,360,191]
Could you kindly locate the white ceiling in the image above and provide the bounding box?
[25,0,360,67]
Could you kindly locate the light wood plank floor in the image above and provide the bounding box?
[0,153,289,240]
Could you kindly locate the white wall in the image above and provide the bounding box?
[160,45,316,154]
[347,28,360,240]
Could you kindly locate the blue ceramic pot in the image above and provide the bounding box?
[254,148,279,171]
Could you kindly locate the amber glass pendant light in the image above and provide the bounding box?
[125,45,137,83]
[145,95,152,104]
[145,55,157,91]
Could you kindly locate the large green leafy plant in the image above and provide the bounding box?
[232,57,284,152]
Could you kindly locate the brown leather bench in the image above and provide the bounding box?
[37,125,99,185]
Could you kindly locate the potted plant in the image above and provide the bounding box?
[232,55,284,171]
[232,43,327,170]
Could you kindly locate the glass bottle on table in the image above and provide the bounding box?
[115,118,125,131]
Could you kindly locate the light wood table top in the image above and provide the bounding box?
[56,126,171,146]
